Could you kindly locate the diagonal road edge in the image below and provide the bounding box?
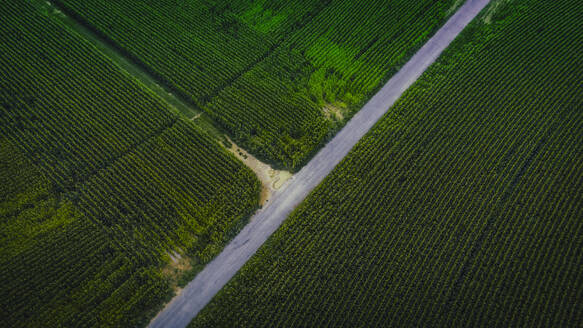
[148,1,491,327]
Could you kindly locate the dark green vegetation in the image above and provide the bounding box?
[191,0,583,326]
[53,0,462,169]
[0,1,260,327]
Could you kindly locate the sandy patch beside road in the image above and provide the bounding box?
[322,103,346,121]
[162,249,192,293]
[226,137,292,205]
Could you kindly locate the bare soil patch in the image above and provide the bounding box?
[162,249,193,293]
[226,137,292,205]
[322,103,346,121]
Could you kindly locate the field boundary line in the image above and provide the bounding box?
[50,0,332,110]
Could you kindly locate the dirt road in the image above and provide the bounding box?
[148,1,491,327]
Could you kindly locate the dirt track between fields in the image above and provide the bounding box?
[148,1,491,327]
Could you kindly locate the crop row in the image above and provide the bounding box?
[0,1,260,327]
[53,0,461,169]
[190,0,583,326]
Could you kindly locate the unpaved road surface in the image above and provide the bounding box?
[148,1,491,327]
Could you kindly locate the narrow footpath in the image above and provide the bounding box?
[148,1,491,327]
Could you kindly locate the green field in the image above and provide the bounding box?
[190,0,583,326]
[52,0,463,169]
[0,1,260,327]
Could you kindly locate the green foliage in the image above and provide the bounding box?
[53,0,460,169]
[190,0,583,326]
[0,1,260,327]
